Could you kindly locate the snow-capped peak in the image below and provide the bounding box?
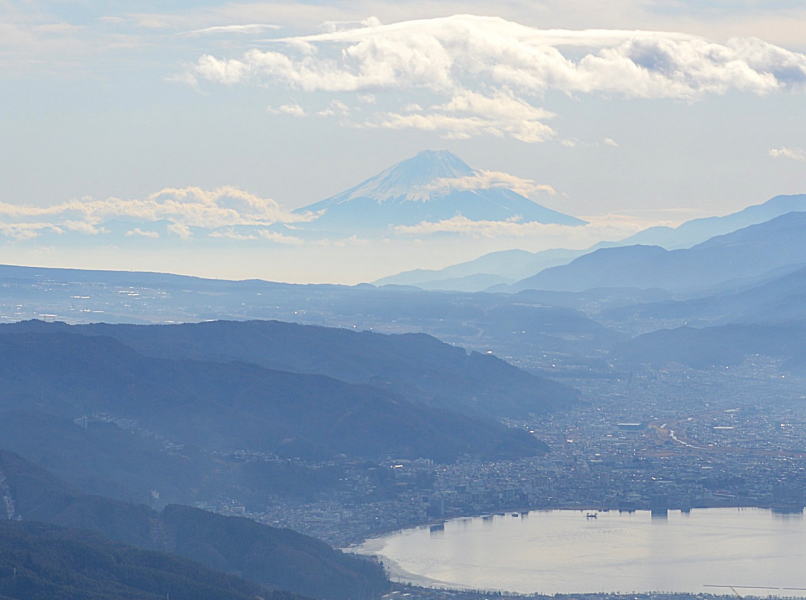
[327,150,477,205]
[294,149,586,232]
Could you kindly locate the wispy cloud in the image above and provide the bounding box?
[167,223,193,240]
[394,213,675,241]
[208,228,304,244]
[316,99,350,117]
[0,186,315,241]
[181,24,280,37]
[0,222,63,241]
[361,91,556,142]
[125,228,160,239]
[769,146,806,162]
[423,171,557,198]
[188,14,806,141]
[267,103,306,116]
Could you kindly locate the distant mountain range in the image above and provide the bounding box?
[375,248,583,291]
[514,211,806,293]
[295,150,585,235]
[603,263,806,328]
[377,194,806,292]
[598,255,806,370]
[0,263,624,369]
[615,194,806,250]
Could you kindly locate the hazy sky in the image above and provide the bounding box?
[2,0,806,283]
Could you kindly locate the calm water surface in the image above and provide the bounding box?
[353,508,806,595]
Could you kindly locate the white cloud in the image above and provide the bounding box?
[0,186,309,227]
[0,186,313,241]
[439,92,553,122]
[167,222,192,239]
[316,99,350,117]
[366,91,555,142]
[364,111,551,142]
[559,137,621,148]
[393,213,673,241]
[182,24,280,37]
[208,228,304,245]
[257,229,304,245]
[320,16,383,34]
[769,146,806,162]
[115,1,806,51]
[190,15,806,141]
[208,228,258,240]
[63,220,105,235]
[125,228,160,239]
[0,222,63,241]
[267,102,306,116]
[194,54,249,85]
[424,171,557,198]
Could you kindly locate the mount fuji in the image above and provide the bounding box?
[294,150,585,235]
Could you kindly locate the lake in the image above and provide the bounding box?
[352,508,806,596]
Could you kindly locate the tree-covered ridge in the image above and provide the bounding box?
[0,331,545,462]
[0,520,298,600]
[0,450,389,600]
[1,318,578,419]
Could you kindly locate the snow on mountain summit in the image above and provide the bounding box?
[308,150,476,207]
[295,150,586,234]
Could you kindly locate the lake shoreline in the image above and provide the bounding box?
[347,507,806,598]
[343,499,803,549]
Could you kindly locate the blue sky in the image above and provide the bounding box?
[1,0,805,282]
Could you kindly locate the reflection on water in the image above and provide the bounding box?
[353,508,806,596]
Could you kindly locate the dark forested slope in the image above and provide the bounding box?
[0,520,302,600]
[0,450,388,600]
[0,332,545,462]
[0,319,578,418]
